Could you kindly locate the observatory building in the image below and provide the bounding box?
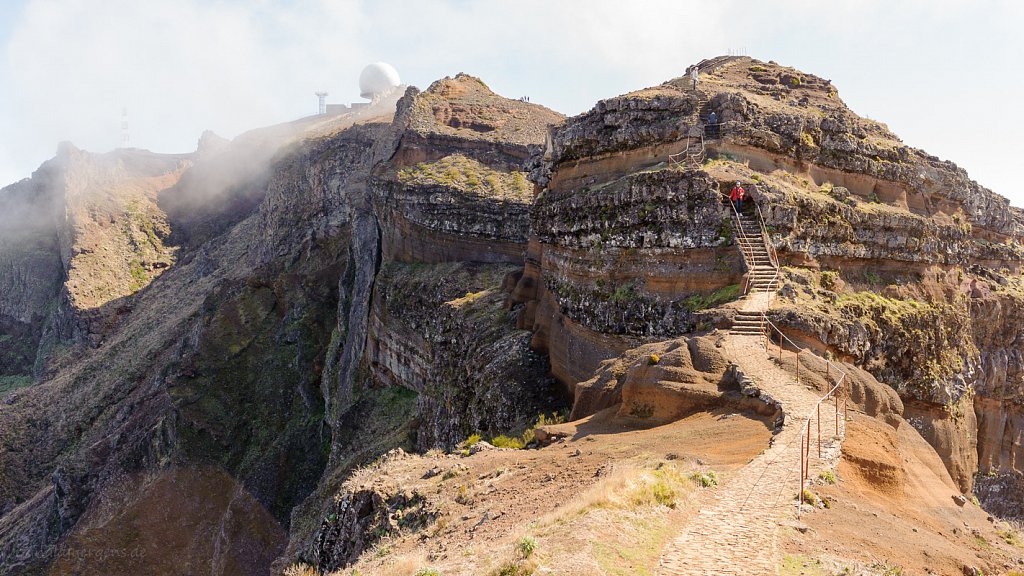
[318,62,403,116]
[359,62,401,101]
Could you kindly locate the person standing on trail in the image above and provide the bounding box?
[729,181,746,212]
[691,67,699,90]
[707,111,718,138]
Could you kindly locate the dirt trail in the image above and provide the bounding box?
[657,332,845,575]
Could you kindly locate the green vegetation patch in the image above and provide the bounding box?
[490,434,526,449]
[397,154,532,202]
[836,291,931,324]
[489,562,533,576]
[683,284,741,311]
[591,514,675,576]
[819,270,838,291]
[0,374,33,397]
[516,536,538,559]
[483,410,568,451]
[688,470,719,488]
[835,290,971,398]
[779,554,827,576]
[998,528,1023,547]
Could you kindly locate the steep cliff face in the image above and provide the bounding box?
[278,75,568,570]
[366,261,559,450]
[514,66,750,398]
[0,166,64,384]
[375,73,563,265]
[516,55,1024,510]
[0,102,414,574]
[2,55,1023,575]
[0,145,192,387]
[356,74,566,449]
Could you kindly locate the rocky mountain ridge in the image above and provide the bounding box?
[0,57,1021,575]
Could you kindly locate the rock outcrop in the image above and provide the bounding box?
[515,55,1024,514]
[366,262,560,450]
[1,55,1023,575]
[312,449,437,573]
[568,335,780,423]
[0,101,415,574]
[374,73,563,265]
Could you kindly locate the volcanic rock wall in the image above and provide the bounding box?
[0,105,412,574]
[3,55,1024,575]
[516,56,1024,510]
[677,57,1024,501]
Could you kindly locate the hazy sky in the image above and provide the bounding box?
[1,0,1022,205]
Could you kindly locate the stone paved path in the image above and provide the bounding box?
[656,334,845,575]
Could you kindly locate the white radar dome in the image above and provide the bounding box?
[359,62,401,99]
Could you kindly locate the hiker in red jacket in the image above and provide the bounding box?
[729,181,746,212]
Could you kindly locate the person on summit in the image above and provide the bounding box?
[691,66,699,90]
[729,181,746,212]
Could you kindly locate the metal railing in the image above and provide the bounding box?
[719,191,759,296]
[720,184,777,299]
[725,188,846,517]
[761,316,849,516]
[669,132,706,170]
[752,196,779,270]
[676,108,846,517]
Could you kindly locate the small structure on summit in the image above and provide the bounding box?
[316,62,404,116]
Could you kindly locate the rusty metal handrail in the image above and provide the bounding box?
[752,193,779,269]
[719,191,758,295]
[762,316,849,516]
[750,185,780,317]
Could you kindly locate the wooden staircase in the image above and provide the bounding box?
[736,212,777,294]
[730,310,763,337]
[670,90,711,169]
[728,195,779,339]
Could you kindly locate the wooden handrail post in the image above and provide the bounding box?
[817,403,821,458]
[796,351,800,383]
[844,377,848,422]
[835,387,840,435]
[800,432,805,510]
[778,331,783,361]
[805,420,811,478]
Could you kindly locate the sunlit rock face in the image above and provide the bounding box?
[515,56,1024,504]
[2,55,1024,574]
[0,71,568,575]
